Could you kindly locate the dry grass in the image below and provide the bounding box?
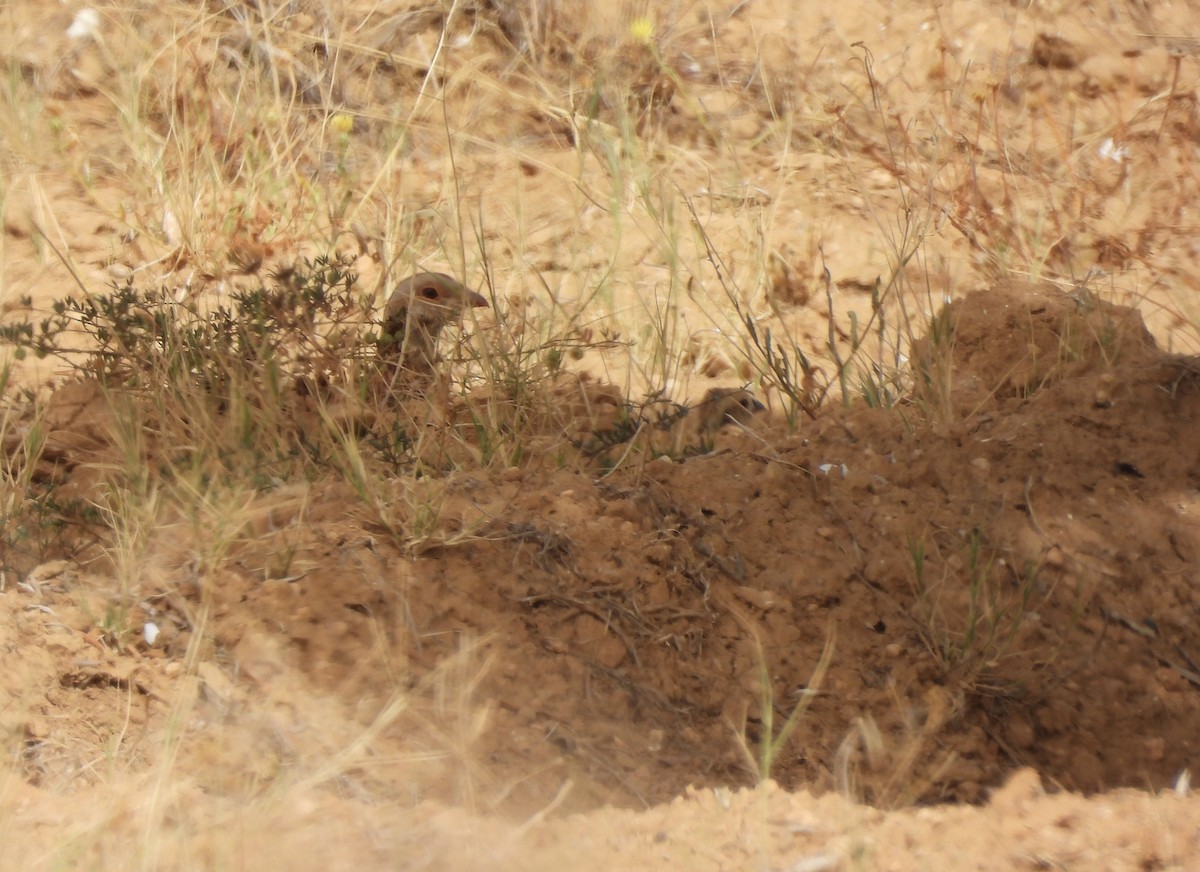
[1,0,1200,865]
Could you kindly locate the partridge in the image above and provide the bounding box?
[378,272,489,379]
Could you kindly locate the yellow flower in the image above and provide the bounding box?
[330,113,354,134]
[629,16,654,45]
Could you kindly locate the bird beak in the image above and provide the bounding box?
[467,290,489,308]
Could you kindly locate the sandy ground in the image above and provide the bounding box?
[2,0,1200,869]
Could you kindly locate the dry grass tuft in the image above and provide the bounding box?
[1,0,1200,860]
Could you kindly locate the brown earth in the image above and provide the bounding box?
[3,0,1200,869]
[5,279,1199,868]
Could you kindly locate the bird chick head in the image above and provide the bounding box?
[694,387,765,434]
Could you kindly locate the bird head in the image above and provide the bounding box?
[694,387,765,434]
[379,272,489,373]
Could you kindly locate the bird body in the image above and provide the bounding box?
[667,387,764,454]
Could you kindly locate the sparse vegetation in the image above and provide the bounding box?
[1,0,1199,868]
[907,529,1053,694]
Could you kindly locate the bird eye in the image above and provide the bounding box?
[420,286,439,299]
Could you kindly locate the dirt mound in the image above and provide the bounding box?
[6,283,1198,817]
